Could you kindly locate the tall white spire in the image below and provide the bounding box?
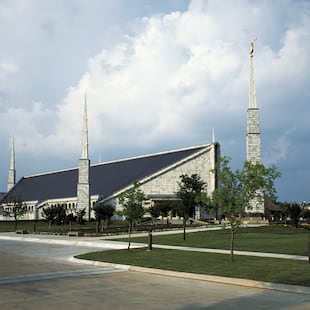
[7,136,16,191]
[246,40,261,164]
[246,40,263,214]
[81,93,89,159]
[211,128,215,144]
[77,94,90,220]
[249,40,257,109]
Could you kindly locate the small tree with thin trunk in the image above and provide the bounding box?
[93,202,115,232]
[212,156,280,262]
[5,196,27,230]
[119,181,145,250]
[149,201,173,225]
[176,174,207,241]
[77,208,86,225]
[42,205,66,229]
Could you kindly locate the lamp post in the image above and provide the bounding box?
[148,229,153,251]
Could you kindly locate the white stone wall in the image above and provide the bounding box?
[246,108,264,213]
[112,145,219,220]
[77,158,90,218]
[1,194,100,221]
[140,146,217,197]
[246,108,261,163]
[7,169,16,192]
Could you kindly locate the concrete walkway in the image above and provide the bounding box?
[0,228,308,261]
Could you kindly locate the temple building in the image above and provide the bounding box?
[0,96,220,221]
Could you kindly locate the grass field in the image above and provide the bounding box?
[1,221,309,286]
[76,248,310,287]
[111,225,310,256]
[76,226,310,287]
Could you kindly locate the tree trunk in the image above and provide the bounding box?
[128,222,132,250]
[183,217,186,241]
[230,228,235,262]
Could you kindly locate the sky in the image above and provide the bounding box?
[0,0,309,203]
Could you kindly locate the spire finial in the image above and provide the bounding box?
[250,37,257,58]
[81,93,89,159]
[249,39,257,109]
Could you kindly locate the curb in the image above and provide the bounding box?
[70,257,310,295]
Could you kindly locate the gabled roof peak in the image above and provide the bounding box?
[21,144,212,179]
[92,144,212,167]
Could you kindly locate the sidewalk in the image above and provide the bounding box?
[0,229,308,260]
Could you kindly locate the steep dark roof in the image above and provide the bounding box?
[1,145,209,203]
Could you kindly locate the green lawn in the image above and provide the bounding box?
[76,248,310,287]
[111,226,310,256]
[77,226,310,287]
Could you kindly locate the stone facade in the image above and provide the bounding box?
[76,98,91,219]
[7,168,16,193]
[246,41,264,214]
[77,158,90,219]
[140,146,217,196]
[113,143,220,219]
[246,108,261,163]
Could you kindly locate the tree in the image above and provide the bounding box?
[199,192,214,220]
[41,205,66,228]
[77,208,86,225]
[119,181,145,250]
[212,156,280,262]
[302,209,310,224]
[288,203,302,228]
[149,201,173,224]
[277,201,290,223]
[176,174,207,241]
[93,202,115,232]
[5,196,27,230]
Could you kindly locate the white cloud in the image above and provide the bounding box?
[0,0,309,201]
[263,129,295,166]
[48,6,247,156]
[0,102,55,153]
[0,62,19,92]
[4,0,306,159]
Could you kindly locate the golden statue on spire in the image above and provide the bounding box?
[250,38,257,57]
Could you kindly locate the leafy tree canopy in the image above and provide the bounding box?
[212,156,281,261]
[93,202,115,232]
[176,173,207,240]
[119,181,146,249]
